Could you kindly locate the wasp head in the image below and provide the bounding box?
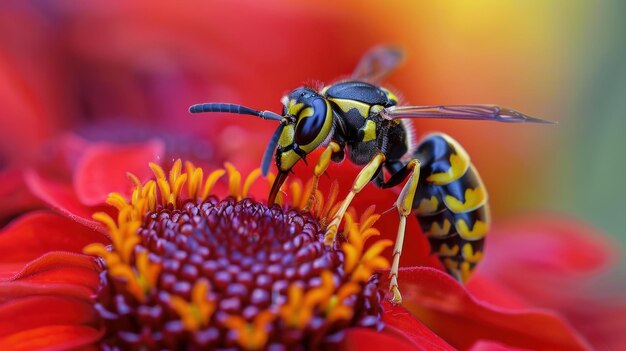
[188,88,334,205]
[268,88,334,204]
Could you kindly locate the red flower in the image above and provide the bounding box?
[0,140,613,350]
[0,3,622,350]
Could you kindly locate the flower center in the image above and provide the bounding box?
[86,160,391,350]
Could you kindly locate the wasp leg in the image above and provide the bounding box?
[304,142,342,211]
[373,160,415,189]
[324,152,386,246]
[388,158,421,305]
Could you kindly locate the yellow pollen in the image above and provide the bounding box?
[149,162,171,206]
[225,162,242,199]
[280,270,336,329]
[201,169,226,201]
[342,212,392,282]
[289,180,303,207]
[280,285,310,329]
[170,280,215,331]
[319,181,340,226]
[242,168,262,199]
[185,161,203,199]
[286,178,318,211]
[326,282,361,322]
[225,311,275,351]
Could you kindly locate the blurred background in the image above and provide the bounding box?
[1,1,624,253]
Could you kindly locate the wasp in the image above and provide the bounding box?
[189,46,551,304]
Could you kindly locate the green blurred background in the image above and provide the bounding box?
[542,1,626,247]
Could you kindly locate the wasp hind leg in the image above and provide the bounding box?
[383,159,421,305]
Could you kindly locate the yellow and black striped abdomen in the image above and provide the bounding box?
[412,133,489,283]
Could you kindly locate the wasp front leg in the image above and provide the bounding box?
[324,153,386,246]
[303,142,342,211]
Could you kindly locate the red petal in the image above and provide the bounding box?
[381,301,454,351]
[341,328,422,351]
[468,340,530,351]
[0,169,42,222]
[0,263,26,280]
[482,216,617,277]
[0,211,108,264]
[392,266,592,350]
[0,282,94,304]
[0,252,100,303]
[571,303,626,351]
[8,252,99,282]
[0,325,103,351]
[24,170,108,233]
[30,134,91,182]
[0,296,97,337]
[10,265,99,289]
[0,53,59,166]
[73,139,164,206]
[465,275,530,309]
[479,217,626,350]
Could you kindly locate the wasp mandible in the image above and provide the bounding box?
[189,46,551,304]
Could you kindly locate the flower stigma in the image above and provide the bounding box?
[84,160,392,350]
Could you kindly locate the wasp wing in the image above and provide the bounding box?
[381,105,554,124]
[352,45,404,84]
[261,123,286,177]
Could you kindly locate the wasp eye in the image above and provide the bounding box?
[294,98,328,146]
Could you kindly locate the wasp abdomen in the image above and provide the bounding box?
[412,133,489,283]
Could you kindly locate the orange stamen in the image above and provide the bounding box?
[242,168,262,199]
[225,162,241,199]
[170,280,215,331]
[225,311,275,350]
[201,169,226,201]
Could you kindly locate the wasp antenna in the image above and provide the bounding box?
[189,103,259,115]
[188,103,282,121]
[259,110,283,121]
